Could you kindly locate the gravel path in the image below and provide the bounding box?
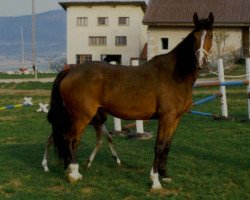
[0,77,54,83]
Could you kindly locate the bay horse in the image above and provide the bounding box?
[46,12,214,189]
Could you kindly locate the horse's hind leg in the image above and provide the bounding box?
[87,109,120,167]
[42,134,53,172]
[87,124,121,167]
[67,118,91,183]
[102,125,121,165]
[87,124,103,168]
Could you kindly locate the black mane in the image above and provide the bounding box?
[172,30,197,80]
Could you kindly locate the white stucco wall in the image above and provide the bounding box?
[66,5,147,65]
[147,27,243,62]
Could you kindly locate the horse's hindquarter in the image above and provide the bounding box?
[60,65,107,118]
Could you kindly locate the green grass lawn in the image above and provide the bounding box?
[0,83,249,199]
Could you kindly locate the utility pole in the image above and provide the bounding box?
[20,25,25,66]
[32,0,37,80]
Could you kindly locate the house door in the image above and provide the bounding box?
[101,54,121,65]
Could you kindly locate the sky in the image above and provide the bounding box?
[0,0,62,17]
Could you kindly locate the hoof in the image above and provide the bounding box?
[150,168,162,190]
[68,164,83,183]
[87,161,92,168]
[151,184,163,190]
[162,177,172,182]
[68,172,83,183]
[42,160,49,172]
[117,158,121,165]
[43,167,49,172]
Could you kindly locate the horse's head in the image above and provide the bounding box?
[193,12,214,69]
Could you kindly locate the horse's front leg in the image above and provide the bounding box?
[158,117,180,182]
[150,114,180,189]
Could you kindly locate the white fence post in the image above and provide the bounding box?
[136,120,144,133]
[246,58,250,120]
[114,117,121,131]
[218,58,229,117]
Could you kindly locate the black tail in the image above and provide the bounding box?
[47,69,71,168]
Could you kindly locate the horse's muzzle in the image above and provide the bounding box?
[197,57,208,70]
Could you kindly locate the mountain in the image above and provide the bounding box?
[0,10,66,67]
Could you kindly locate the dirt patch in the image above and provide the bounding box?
[148,188,180,197]
[0,116,17,122]
[123,195,136,200]
[0,89,50,96]
[48,186,66,192]
[0,179,22,198]
[9,179,22,188]
[0,189,12,198]
[81,187,93,194]
[2,137,18,144]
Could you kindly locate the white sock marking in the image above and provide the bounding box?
[68,163,82,180]
[150,168,162,189]
[42,157,49,172]
[88,146,100,168]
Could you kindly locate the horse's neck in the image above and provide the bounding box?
[172,32,198,82]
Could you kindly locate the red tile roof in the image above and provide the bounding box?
[143,0,250,26]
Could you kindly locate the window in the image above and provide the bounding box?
[89,36,107,46]
[76,54,92,64]
[77,17,88,26]
[118,17,129,26]
[97,17,108,26]
[115,36,127,46]
[161,38,169,50]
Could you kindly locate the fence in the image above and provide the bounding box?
[192,58,250,119]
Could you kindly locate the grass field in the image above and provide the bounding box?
[0,82,249,199]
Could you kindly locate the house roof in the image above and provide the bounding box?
[59,0,147,12]
[143,0,250,27]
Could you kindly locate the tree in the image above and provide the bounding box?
[214,31,229,58]
[44,55,66,72]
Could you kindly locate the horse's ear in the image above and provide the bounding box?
[193,12,199,27]
[208,12,214,26]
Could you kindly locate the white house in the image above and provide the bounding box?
[143,0,250,63]
[59,0,147,65]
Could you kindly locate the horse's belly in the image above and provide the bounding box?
[102,98,156,120]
